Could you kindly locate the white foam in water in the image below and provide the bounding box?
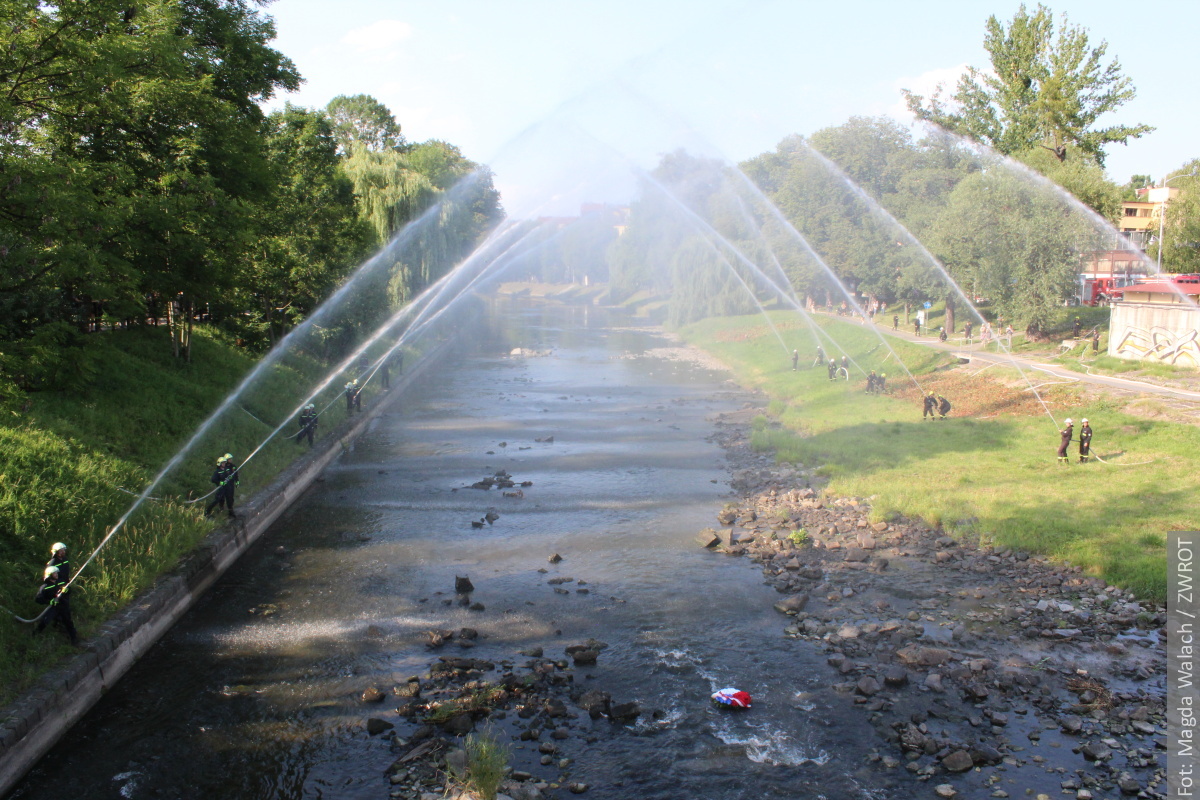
[112,771,141,799]
[790,691,817,712]
[652,647,700,670]
[633,703,687,733]
[712,718,830,766]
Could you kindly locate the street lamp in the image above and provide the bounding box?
[1156,170,1198,272]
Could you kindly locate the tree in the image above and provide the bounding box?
[903,4,1151,167]
[926,165,1104,336]
[1159,162,1200,274]
[326,94,404,154]
[238,106,374,346]
[1121,174,1152,202]
[0,0,300,363]
[1016,146,1121,220]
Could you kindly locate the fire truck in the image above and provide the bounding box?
[1078,273,1144,306]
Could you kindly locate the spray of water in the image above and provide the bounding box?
[794,141,1077,428]
[59,198,547,601]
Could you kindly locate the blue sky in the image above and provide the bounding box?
[264,0,1198,216]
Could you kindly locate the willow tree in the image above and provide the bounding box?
[927,165,1104,336]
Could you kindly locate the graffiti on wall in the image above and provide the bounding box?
[1114,325,1200,367]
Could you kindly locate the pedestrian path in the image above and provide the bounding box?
[820,309,1200,402]
[824,310,1200,412]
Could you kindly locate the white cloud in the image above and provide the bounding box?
[340,20,414,51]
[885,63,969,122]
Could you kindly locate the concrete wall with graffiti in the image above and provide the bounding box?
[1108,302,1200,367]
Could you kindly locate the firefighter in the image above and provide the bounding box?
[964,321,973,342]
[1073,317,1081,338]
[938,327,948,342]
[34,563,78,645]
[840,355,848,372]
[922,391,937,420]
[937,394,952,419]
[866,370,878,393]
[1078,418,1092,463]
[205,453,239,518]
[345,379,362,412]
[1092,328,1100,352]
[47,541,69,598]
[878,373,887,393]
[297,403,317,447]
[893,314,899,331]
[827,358,837,381]
[791,349,799,371]
[1057,419,1074,464]
[815,345,826,368]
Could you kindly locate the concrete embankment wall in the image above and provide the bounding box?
[0,341,450,797]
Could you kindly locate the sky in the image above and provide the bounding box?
[263,0,1199,217]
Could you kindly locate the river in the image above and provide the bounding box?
[10,299,898,800]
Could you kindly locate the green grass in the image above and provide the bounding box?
[681,311,1193,601]
[0,324,401,705]
[454,730,510,800]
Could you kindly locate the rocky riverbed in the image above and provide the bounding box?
[698,409,1168,800]
[367,406,1167,800]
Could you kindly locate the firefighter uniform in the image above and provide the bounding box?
[923,392,936,419]
[35,559,78,645]
[937,395,951,419]
[1057,420,1074,463]
[345,380,362,412]
[297,404,317,447]
[1078,419,1092,463]
[205,454,240,517]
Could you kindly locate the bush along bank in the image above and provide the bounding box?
[697,410,1166,799]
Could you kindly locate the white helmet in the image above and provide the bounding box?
[44,565,59,579]
[1082,418,1089,424]
[50,542,66,554]
[1065,418,1073,426]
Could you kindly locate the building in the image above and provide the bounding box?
[1108,275,1200,367]
[1117,201,1156,249]
[1122,185,1185,251]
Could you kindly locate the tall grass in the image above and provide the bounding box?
[0,324,374,704]
[448,731,510,800]
[681,312,1194,601]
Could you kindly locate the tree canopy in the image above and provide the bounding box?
[326,93,405,154]
[903,4,1151,167]
[0,4,502,401]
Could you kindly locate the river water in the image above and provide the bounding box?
[11,300,901,800]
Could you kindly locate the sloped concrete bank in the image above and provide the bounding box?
[0,340,452,797]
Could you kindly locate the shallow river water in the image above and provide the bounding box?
[12,300,903,800]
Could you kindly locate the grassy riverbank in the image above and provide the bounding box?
[681,312,1193,601]
[0,325,384,704]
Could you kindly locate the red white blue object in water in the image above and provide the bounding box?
[711,688,752,708]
